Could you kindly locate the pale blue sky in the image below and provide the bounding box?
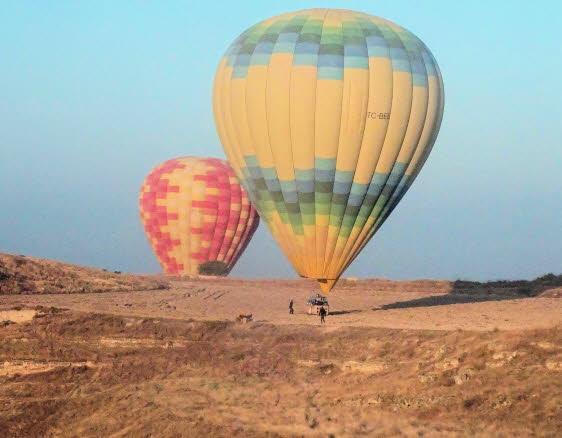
[1,1,560,281]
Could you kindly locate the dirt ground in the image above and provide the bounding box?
[1,276,561,437]
[2,277,561,331]
[0,306,560,438]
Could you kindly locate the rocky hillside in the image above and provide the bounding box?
[0,253,168,295]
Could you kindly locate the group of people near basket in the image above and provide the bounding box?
[289,299,328,324]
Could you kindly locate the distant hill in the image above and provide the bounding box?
[1,251,560,298]
[333,276,562,298]
[450,273,562,298]
[0,253,168,295]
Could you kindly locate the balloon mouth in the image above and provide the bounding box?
[299,276,339,292]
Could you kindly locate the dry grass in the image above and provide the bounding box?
[0,255,560,436]
[0,253,168,295]
[0,309,560,437]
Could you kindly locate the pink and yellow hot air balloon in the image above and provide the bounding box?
[139,157,259,276]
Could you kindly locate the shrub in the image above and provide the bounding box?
[198,261,229,277]
[535,273,562,285]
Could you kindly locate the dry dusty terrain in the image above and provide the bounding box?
[0,255,561,437]
[0,253,168,295]
[0,307,560,438]
[2,276,561,332]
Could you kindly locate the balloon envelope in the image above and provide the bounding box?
[139,157,259,276]
[213,9,444,291]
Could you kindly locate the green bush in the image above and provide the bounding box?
[198,261,229,277]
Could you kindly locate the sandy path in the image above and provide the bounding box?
[0,309,37,323]
[1,278,560,331]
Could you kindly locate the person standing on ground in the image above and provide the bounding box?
[289,299,294,314]
[319,306,327,324]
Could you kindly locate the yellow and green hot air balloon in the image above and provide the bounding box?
[213,9,444,292]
